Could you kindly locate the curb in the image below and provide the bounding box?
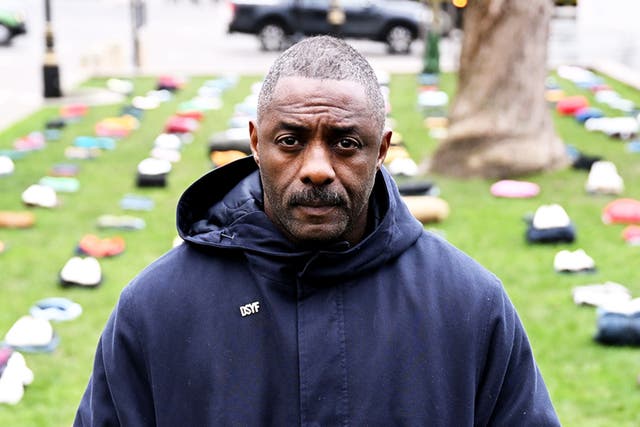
[589,60,640,91]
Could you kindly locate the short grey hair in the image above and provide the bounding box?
[257,36,386,136]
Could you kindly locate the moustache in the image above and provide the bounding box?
[288,187,346,207]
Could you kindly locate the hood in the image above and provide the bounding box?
[177,156,424,280]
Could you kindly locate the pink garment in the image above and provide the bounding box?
[602,198,640,224]
[556,96,589,115]
[490,180,540,198]
[622,225,640,245]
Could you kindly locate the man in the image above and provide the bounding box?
[75,36,560,425]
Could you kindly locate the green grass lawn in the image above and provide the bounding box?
[0,71,639,426]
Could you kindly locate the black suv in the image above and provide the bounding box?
[228,0,445,54]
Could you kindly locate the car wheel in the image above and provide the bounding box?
[258,23,287,52]
[385,25,413,54]
[0,25,11,46]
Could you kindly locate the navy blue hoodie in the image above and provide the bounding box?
[75,156,560,426]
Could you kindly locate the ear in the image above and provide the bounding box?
[249,120,259,166]
[376,129,392,170]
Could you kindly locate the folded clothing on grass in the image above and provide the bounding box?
[573,282,631,307]
[3,316,59,353]
[59,256,102,288]
[526,204,576,243]
[119,194,154,211]
[594,299,640,346]
[0,211,35,229]
[29,297,82,322]
[554,249,596,273]
[96,215,145,230]
[77,234,125,258]
[0,348,33,405]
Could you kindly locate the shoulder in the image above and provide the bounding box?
[120,242,244,309]
[393,231,515,334]
[413,231,504,295]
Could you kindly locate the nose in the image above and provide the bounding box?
[299,143,335,186]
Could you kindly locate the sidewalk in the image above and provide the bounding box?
[590,60,640,91]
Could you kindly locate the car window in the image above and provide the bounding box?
[301,0,371,8]
[340,0,371,8]
[301,0,329,8]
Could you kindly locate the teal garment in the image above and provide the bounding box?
[39,176,80,193]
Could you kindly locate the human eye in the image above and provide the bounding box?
[335,138,361,151]
[276,135,300,149]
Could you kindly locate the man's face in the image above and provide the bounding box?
[250,76,391,246]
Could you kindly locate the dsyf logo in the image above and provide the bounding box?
[240,301,260,317]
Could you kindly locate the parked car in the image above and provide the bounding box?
[227,0,449,54]
[0,9,26,46]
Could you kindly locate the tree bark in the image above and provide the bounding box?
[430,0,569,179]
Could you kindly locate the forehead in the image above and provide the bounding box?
[268,76,370,119]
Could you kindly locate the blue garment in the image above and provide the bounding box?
[75,157,560,426]
[595,308,640,346]
[526,224,576,244]
[574,107,604,123]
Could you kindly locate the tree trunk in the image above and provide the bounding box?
[430,0,569,179]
